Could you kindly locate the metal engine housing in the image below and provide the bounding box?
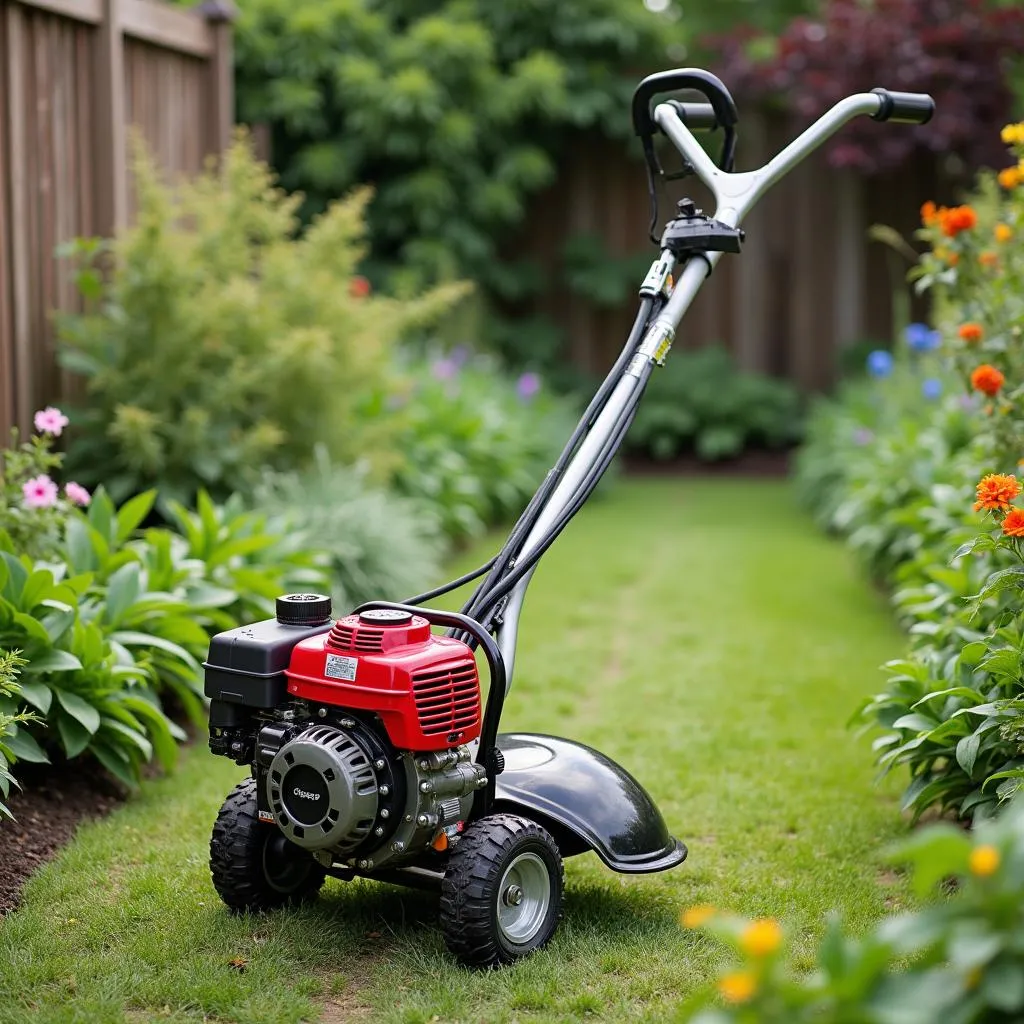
[266,725,378,850]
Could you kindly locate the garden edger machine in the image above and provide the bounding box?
[203,70,934,967]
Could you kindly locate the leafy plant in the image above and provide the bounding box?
[255,447,446,615]
[800,121,1024,825]
[363,352,575,540]
[681,794,1024,1023]
[627,345,803,462]
[0,650,32,820]
[57,133,466,508]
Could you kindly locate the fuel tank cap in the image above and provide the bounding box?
[358,608,414,626]
[276,593,333,626]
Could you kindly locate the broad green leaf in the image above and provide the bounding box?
[54,689,101,735]
[56,709,92,758]
[110,631,199,670]
[25,649,83,674]
[13,612,52,645]
[3,727,49,764]
[888,825,971,896]
[65,516,96,574]
[956,732,981,777]
[104,562,141,627]
[17,680,52,713]
[89,738,138,788]
[114,490,157,543]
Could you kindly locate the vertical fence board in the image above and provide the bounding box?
[0,0,233,436]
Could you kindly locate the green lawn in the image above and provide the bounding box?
[0,479,912,1024]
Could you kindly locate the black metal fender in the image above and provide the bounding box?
[493,733,687,874]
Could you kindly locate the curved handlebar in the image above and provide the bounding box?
[666,101,718,132]
[870,88,935,125]
[631,69,738,139]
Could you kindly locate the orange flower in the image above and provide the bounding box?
[939,205,978,237]
[680,904,716,929]
[971,364,1005,396]
[959,323,984,343]
[998,166,1022,190]
[718,971,757,1004]
[969,845,1002,875]
[995,223,1013,243]
[973,473,1020,511]
[349,275,371,298]
[935,246,960,266]
[920,200,938,226]
[740,919,783,957]
[979,251,999,268]
[1003,510,1024,538]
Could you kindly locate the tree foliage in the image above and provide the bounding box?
[713,0,1024,174]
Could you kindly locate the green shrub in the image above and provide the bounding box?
[57,134,467,508]
[232,0,666,370]
[363,352,576,540]
[627,346,804,462]
[681,794,1024,1023]
[255,447,447,614]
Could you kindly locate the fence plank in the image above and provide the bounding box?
[0,3,14,436]
[5,2,34,433]
[120,0,211,56]
[94,0,127,237]
[10,0,101,25]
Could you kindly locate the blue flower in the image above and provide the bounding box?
[922,378,943,400]
[905,323,941,353]
[867,349,894,379]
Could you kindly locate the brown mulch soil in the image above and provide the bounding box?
[0,761,126,915]
[623,448,793,477]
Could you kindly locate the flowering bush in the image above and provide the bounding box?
[799,120,1024,824]
[680,795,1024,1023]
[361,351,575,540]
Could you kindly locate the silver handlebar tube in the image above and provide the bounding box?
[494,91,886,688]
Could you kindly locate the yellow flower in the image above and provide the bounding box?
[996,223,1013,243]
[681,904,716,929]
[718,971,757,1004]
[1001,122,1024,146]
[740,919,783,957]
[999,166,1022,190]
[970,845,1000,877]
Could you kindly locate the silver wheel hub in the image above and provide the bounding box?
[496,852,550,945]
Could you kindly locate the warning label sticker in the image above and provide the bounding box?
[324,653,358,681]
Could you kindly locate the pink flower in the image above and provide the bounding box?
[64,482,91,507]
[516,372,541,402]
[33,406,69,436]
[22,475,58,509]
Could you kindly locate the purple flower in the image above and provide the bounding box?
[922,378,943,401]
[959,394,979,411]
[33,406,69,436]
[22,475,58,509]
[905,323,941,353]
[516,372,541,402]
[431,358,458,381]
[64,482,91,506]
[866,350,894,379]
[853,427,874,446]
[450,345,472,367]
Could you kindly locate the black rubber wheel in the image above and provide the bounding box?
[440,813,564,968]
[210,778,326,912]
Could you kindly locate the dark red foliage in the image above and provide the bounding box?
[711,0,1024,173]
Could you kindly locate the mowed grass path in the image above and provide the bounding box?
[0,480,912,1024]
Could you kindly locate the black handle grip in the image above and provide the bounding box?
[666,100,718,131]
[632,69,738,138]
[870,88,935,126]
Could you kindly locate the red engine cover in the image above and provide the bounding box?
[284,613,482,751]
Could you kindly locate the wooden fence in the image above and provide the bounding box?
[0,0,233,436]
[513,109,947,391]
